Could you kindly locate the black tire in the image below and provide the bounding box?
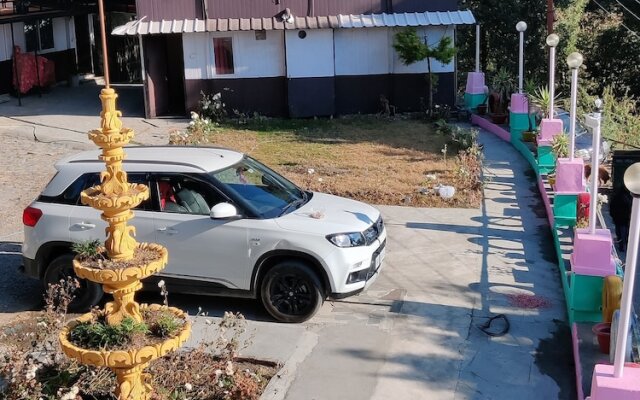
[43,254,103,313]
[260,261,324,323]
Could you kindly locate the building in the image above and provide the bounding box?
[113,0,475,118]
[0,0,139,99]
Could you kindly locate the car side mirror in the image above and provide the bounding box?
[210,202,240,219]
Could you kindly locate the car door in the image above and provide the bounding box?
[68,173,157,248]
[151,174,251,290]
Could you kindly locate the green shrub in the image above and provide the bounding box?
[70,317,149,349]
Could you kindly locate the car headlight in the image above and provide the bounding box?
[326,232,366,248]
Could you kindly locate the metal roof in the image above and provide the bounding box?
[112,10,475,36]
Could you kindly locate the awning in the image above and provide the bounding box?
[112,10,475,36]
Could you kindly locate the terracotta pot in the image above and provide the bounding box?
[477,104,488,115]
[490,113,508,125]
[593,322,612,354]
[522,131,537,142]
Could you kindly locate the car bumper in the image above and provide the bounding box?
[328,232,387,297]
[22,256,40,279]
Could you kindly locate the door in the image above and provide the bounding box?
[151,174,251,290]
[143,35,170,117]
[285,29,335,117]
[165,34,185,115]
[68,173,157,249]
[74,14,93,74]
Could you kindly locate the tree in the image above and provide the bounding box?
[393,27,456,116]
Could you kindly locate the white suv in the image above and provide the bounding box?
[22,146,386,322]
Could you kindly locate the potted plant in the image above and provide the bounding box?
[522,78,539,142]
[529,85,560,123]
[489,68,515,125]
[551,132,569,159]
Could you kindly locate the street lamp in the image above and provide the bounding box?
[475,24,481,72]
[588,98,603,235]
[516,21,527,93]
[566,52,583,160]
[615,163,640,378]
[546,33,560,118]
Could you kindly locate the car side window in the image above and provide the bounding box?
[155,175,225,215]
[65,173,153,211]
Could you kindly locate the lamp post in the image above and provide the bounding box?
[475,24,480,72]
[516,21,527,93]
[567,52,583,161]
[546,33,560,118]
[614,163,640,378]
[588,98,603,235]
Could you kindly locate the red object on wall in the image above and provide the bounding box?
[578,192,590,221]
[12,46,56,94]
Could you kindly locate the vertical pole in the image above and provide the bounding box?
[588,103,602,235]
[569,67,578,161]
[547,0,555,34]
[88,14,96,75]
[549,46,556,118]
[34,27,42,98]
[98,0,110,87]
[10,22,21,106]
[475,24,480,72]
[614,195,640,377]
[518,30,524,93]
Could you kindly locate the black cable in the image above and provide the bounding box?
[477,314,510,337]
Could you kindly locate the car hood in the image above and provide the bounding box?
[275,192,381,235]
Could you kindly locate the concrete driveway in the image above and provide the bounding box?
[0,85,574,398]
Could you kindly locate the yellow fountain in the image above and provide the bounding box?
[58,1,191,398]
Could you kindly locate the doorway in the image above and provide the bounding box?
[143,34,185,117]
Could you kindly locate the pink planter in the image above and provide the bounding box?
[555,158,586,194]
[590,364,640,400]
[537,118,564,147]
[510,93,529,114]
[571,228,614,277]
[465,72,485,94]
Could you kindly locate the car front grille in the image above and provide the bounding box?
[363,216,384,245]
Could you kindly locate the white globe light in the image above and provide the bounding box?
[516,21,527,32]
[595,98,603,109]
[546,33,560,47]
[566,52,584,69]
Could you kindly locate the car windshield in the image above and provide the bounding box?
[209,157,307,219]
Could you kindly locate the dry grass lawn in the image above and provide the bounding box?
[179,116,481,208]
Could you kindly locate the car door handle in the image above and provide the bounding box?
[157,227,178,235]
[72,222,96,230]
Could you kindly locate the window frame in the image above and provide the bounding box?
[24,18,55,53]
[151,173,237,216]
[212,36,235,75]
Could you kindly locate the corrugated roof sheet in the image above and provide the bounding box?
[112,10,475,36]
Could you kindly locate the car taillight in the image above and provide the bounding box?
[23,206,43,227]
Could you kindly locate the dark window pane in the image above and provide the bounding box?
[213,37,234,75]
[24,21,38,52]
[39,19,54,50]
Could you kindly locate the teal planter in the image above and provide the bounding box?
[509,112,536,132]
[464,92,486,112]
[538,146,556,174]
[568,274,604,324]
[554,194,578,228]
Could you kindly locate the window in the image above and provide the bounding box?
[213,37,234,75]
[156,175,225,215]
[60,173,153,211]
[24,18,54,52]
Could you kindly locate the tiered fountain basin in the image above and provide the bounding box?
[81,183,149,215]
[59,304,191,368]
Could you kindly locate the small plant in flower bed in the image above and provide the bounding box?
[0,285,277,399]
[69,310,185,351]
[71,240,160,270]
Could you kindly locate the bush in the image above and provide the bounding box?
[69,317,149,350]
[199,91,227,123]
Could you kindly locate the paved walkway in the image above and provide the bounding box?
[180,130,575,399]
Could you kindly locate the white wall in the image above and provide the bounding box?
[285,29,334,78]
[182,30,285,80]
[391,26,455,74]
[0,16,75,62]
[334,28,389,76]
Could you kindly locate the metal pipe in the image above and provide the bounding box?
[475,24,480,72]
[518,30,524,93]
[615,163,640,377]
[614,195,640,377]
[97,0,110,87]
[34,28,42,98]
[569,67,578,160]
[588,102,602,235]
[10,22,21,106]
[549,46,556,117]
